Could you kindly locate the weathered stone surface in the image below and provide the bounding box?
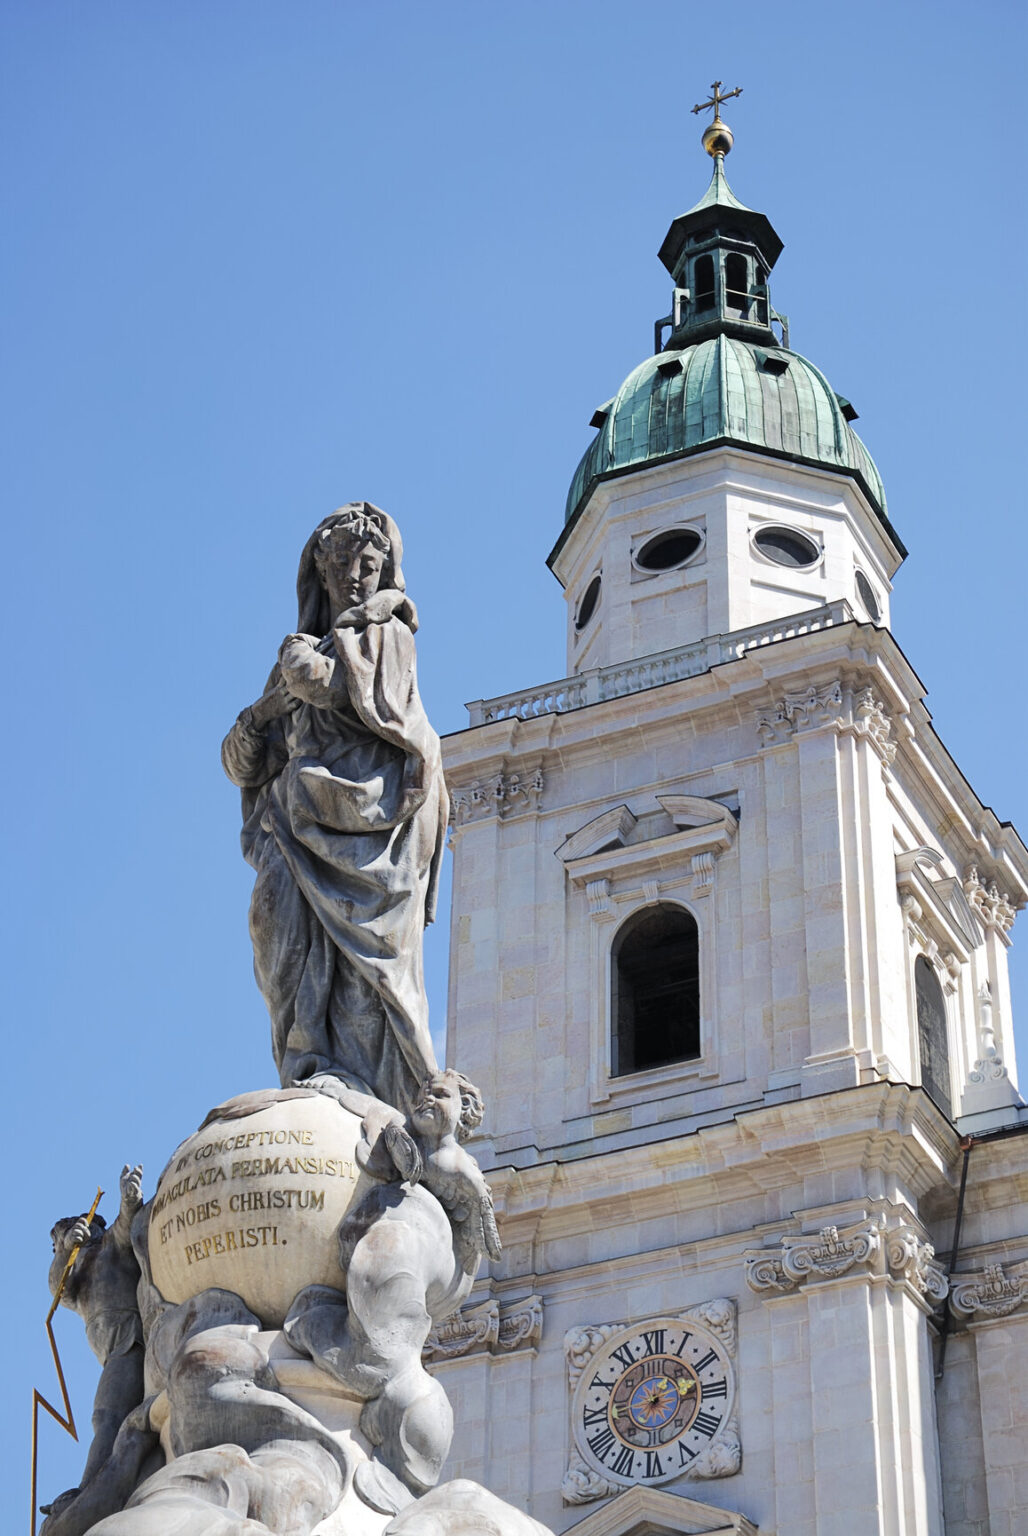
[221,503,449,1120]
[385,1480,553,1536]
[149,1090,370,1328]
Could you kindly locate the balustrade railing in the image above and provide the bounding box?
[466,601,855,726]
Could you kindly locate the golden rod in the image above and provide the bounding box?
[29,1186,104,1536]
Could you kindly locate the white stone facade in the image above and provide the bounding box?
[435,446,1028,1534]
[551,449,901,677]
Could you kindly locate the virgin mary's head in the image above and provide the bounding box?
[296,502,406,635]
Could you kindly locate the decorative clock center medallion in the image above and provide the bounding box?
[613,1357,700,1443]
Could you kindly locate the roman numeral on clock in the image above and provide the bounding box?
[582,1405,608,1427]
[610,1445,635,1477]
[644,1450,663,1478]
[693,1410,720,1437]
[641,1328,666,1357]
[588,1427,616,1462]
[673,1331,692,1355]
[693,1349,718,1372]
[703,1377,728,1399]
[610,1343,637,1371]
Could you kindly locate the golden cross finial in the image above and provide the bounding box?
[691,81,743,122]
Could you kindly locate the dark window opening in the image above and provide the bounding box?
[725,253,750,318]
[855,570,881,621]
[635,527,702,572]
[915,955,952,1118]
[612,905,700,1076]
[694,254,715,313]
[575,574,601,630]
[753,525,820,568]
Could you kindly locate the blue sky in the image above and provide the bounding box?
[2,0,1026,1520]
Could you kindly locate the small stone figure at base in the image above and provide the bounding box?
[391,1070,502,1271]
[307,1068,501,1271]
[42,1166,145,1523]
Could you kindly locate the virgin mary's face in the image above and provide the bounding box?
[322,538,386,614]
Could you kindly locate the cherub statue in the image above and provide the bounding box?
[42,1166,145,1520]
[384,1070,501,1270]
[283,1072,501,1514]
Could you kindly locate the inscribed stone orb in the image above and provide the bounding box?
[148,1089,370,1327]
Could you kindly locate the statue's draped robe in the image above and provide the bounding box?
[222,609,448,1117]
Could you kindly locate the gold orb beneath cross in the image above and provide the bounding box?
[702,119,734,157]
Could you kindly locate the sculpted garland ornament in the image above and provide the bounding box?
[565,1308,737,1501]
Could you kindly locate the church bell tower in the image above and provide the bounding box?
[434,88,1028,1536]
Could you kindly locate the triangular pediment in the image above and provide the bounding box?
[562,1485,757,1536]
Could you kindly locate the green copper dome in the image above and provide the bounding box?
[564,334,890,532]
[556,151,903,561]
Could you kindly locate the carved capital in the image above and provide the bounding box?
[756,680,842,744]
[450,766,544,827]
[425,1294,543,1363]
[745,1217,883,1292]
[886,1228,948,1306]
[756,680,897,764]
[950,1261,1028,1323]
[964,865,1018,935]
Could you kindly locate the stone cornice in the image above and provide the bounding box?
[485,1085,959,1267]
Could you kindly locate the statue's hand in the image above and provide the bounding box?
[248,680,297,728]
[68,1218,92,1250]
[333,589,415,630]
[119,1163,143,1215]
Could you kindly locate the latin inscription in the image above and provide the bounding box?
[150,1123,358,1265]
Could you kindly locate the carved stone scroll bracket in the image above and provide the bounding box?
[680,1295,737,1357]
[562,1447,618,1506]
[949,1260,1028,1325]
[424,1294,543,1363]
[689,1416,741,1480]
[450,765,544,828]
[563,1322,626,1389]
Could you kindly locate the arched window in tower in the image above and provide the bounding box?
[611,904,700,1076]
[724,253,750,318]
[914,954,952,1118]
[693,254,715,313]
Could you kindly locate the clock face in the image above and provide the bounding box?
[572,1317,735,1487]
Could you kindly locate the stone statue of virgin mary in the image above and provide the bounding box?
[222,503,449,1117]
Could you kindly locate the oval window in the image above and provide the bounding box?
[753,525,820,568]
[635,528,702,573]
[575,574,601,631]
[855,570,881,621]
